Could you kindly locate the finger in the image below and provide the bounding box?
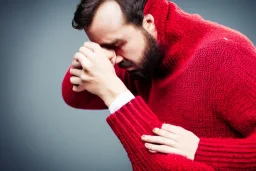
[141,135,177,147]
[79,46,95,60]
[162,124,184,134]
[145,143,184,155]
[110,56,117,65]
[83,42,101,53]
[80,71,91,81]
[73,52,84,67]
[73,52,91,70]
[70,76,82,85]
[101,47,117,63]
[72,58,82,69]
[153,128,179,142]
[72,84,85,92]
[70,68,82,77]
[149,150,157,153]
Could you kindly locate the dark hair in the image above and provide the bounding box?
[72,0,148,30]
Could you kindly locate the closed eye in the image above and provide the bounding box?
[115,41,126,49]
[100,40,126,50]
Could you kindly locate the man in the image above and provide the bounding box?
[62,0,256,170]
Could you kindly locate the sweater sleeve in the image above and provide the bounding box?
[61,65,106,109]
[194,38,256,170]
[107,96,214,171]
[62,65,136,110]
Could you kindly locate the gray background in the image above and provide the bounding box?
[0,0,255,171]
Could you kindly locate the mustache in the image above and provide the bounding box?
[118,60,133,69]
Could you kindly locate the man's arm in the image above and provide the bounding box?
[107,96,214,171]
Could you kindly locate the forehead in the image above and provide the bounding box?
[86,1,126,44]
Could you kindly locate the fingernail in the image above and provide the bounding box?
[141,135,146,139]
[153,128,158,132]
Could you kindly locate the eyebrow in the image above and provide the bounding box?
[100,39,121,49]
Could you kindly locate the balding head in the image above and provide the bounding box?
[72,0,147,30]
[87,1,125,42]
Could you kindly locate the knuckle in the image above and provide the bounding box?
[93,43,100,50]
[95,43,100,48]
[162,123,172,132]
[159,130,166,136]
[81,75,86,81]
[75,52,82,59]
[74,52,79,57]
[160,145,166,152]
[175,134,181,141]
[79,46,85,52]
[177,126,183,130]
[187,130,193,136]
[80,72,86,79]
[76,52,83,56]
[166,124,172,131]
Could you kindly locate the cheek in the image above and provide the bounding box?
[121,44,144,62]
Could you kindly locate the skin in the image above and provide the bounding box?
[86,0,158,71]
[70,0,199,160]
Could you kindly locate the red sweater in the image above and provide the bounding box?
[62,0,256,170]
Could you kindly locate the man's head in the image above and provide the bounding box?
[72,0,163,79]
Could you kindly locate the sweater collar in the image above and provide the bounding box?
[144,0,208,77]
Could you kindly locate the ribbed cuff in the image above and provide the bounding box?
[108,90,135,113]
[195,137,256,170]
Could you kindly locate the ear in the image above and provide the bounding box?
[142,14,157,37]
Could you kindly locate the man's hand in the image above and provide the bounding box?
[69,55,86,92]
[141,124,200,160]
[70,42,128,106]
[70,44,117,92]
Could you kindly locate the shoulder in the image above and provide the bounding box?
[197,20,255,54]
[194,27,255,65]
[190,31,256,84]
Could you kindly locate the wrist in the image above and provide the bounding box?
[100,77,128,107]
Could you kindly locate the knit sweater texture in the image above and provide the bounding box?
[62,0,256,170]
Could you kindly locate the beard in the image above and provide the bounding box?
[118,28,163,80]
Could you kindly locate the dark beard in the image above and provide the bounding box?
[119,28,163,80]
